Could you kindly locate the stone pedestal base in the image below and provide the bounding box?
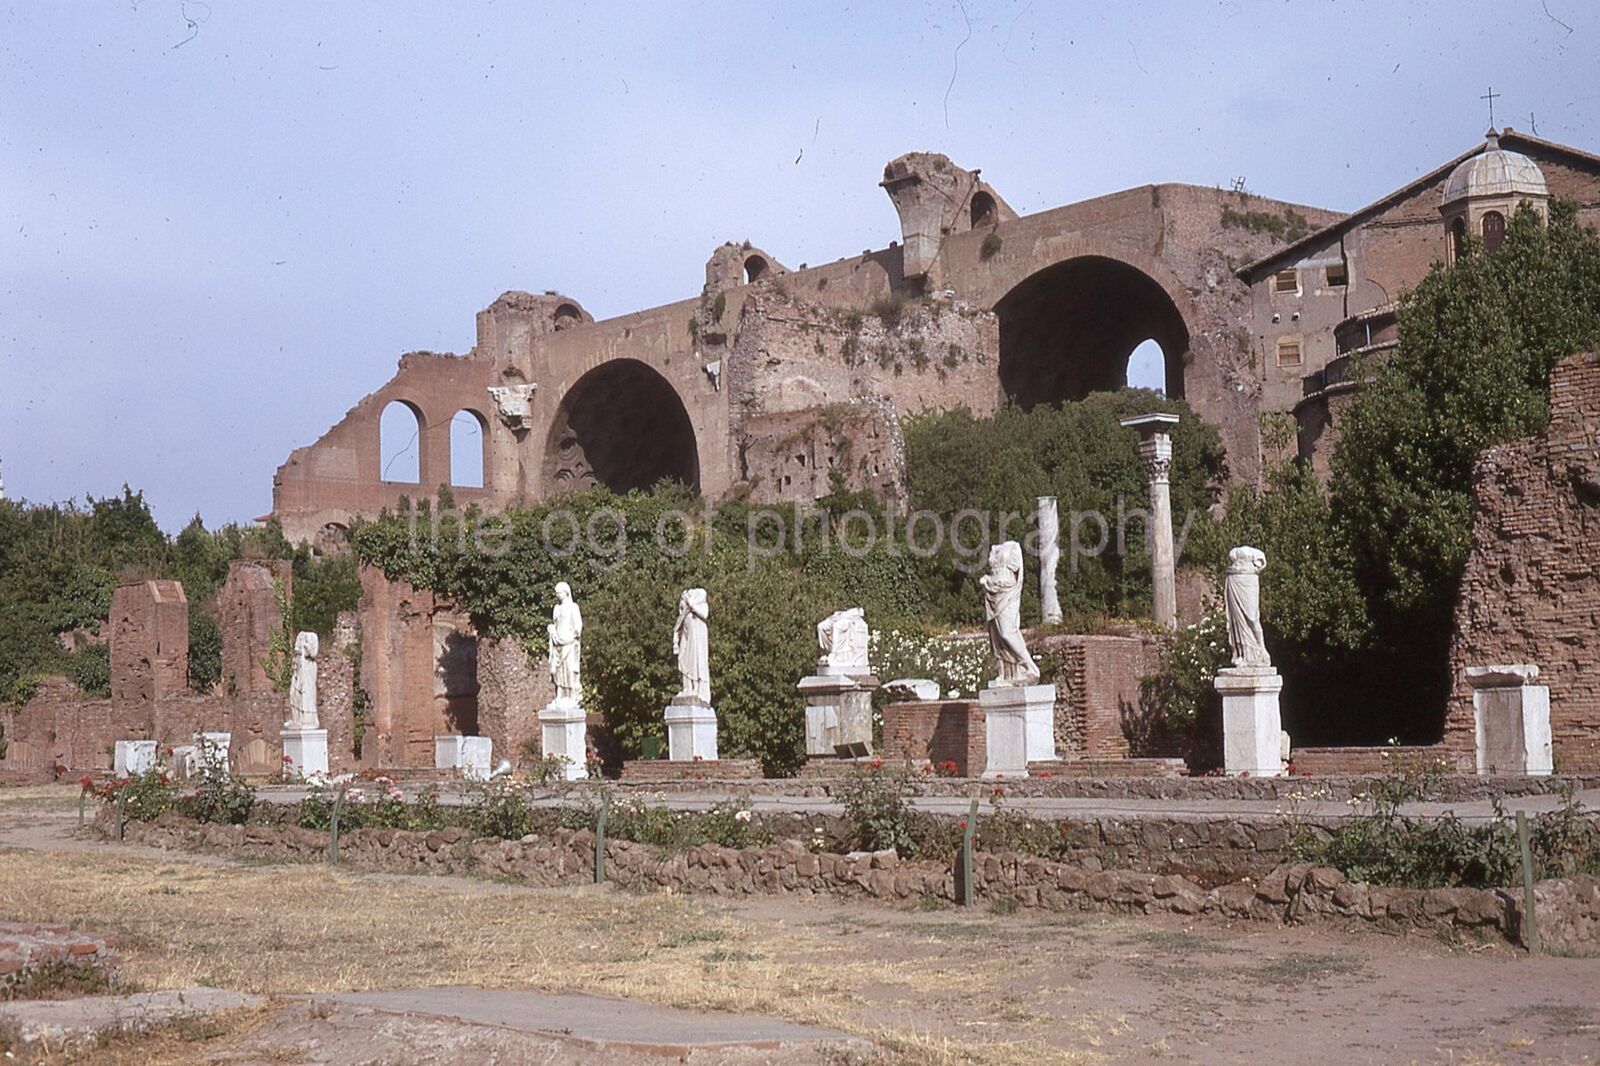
[434,735,466,771]
[114,740,156,778]
[979,684,1057,779]
[665,701,719,762]
[538,702,589,781]
[460,736,493,780]
[194,732,231,776]
[281,728,328,779]
[1215,668,1285,777]
[1467,665,1553,776]
[798,674,879,757]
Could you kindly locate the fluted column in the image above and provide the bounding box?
[1120,414,1180,630]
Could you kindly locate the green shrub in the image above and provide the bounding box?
[187,611,221,692]
[181,740,255,825]
[463,778,534,839]
[980,230,1002,260]
[68,643,110,699]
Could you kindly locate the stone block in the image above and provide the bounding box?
[665,701,719,762]
[1214,667,1285,777]
[280,728,328,779]
[434,735,466,771]
[798,674,878,757]
[538,702,588,781]
[979,684,1056,778]
[459,736,493,780]
[113,740,156,778]
[1467,666,1553,776]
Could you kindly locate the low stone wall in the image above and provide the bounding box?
[0,921,119,997]
[107,814,1600,951]
[1290,746,1440,776]
[620,759,764,782]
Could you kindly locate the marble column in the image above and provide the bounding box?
[1120,413,1180,630]
[1036,496,1062,625]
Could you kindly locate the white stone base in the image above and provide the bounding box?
[979,684,1057,779]
[665,701,719,762]
[169,744,198,781]
[281,728,328,779]
[434,735,465,771]
[539,701,589,781]
[460,736,493,780]
[797,674,878,757]
[114,739,156,778]
[1468,666,1553,776]
[194,732,231,776]
[1215,668,1285,777]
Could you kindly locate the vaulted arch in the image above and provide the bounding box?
[544,359,700,495]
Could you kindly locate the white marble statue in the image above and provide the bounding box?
[980,541,1040,686]
[673,587,711,703]
[1037,496,1063,624]
[285,631,319,729]
[547,581,584,705]
[1223,546,1270,669]
[816,607,870,673]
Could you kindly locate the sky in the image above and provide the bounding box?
[3,1,1596,531]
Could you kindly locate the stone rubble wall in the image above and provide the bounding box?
[0,921,119,997]
[1447,351,1600,772]
[109,814,1600,951]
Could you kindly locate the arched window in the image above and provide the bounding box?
[743,255,769,284]
[1126,338,1167,394]
[449,410,487,488]
[1450,217,1468,264]
[553,303,581,331]
[970,191,997,228]
[379,401,423,483]
[1482,211,1506,254]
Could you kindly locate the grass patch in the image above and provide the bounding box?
[1247,953,1368,986]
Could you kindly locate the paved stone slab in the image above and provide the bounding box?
[318,986,859,1053]
[0,988,261,1053]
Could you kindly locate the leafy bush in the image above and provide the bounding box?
[181,740,255,825]
[837,765,922,856]
[186,611,222,692]
[462,778,534,839]
[870,626,989,700]
[85,767,176,822]
[1138,609,1227,762]
[68,643,110,699]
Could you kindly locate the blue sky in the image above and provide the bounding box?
[3,1,1595,529]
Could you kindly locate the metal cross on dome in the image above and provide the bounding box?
[1481,86,1501,128]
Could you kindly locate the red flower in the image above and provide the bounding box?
[79,774,95,791]
[1038,771,1053,779]
[869,758,885,770]
[992,785,1006,797]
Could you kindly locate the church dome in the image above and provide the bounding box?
[1441,131,1549,207]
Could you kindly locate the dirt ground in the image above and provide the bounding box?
[1,786,1596,1065]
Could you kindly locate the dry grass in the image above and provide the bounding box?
[0,842,1109,1065]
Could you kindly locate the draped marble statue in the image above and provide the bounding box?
[1223,546,1270,669]
[816,607,870,674]
[547,582,584,705]
[979,541,1040,687]
[285,632,319,729]
[673,587,711,703]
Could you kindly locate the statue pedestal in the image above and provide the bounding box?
[979,684,1057,779]
[665,700,719,762]
[281,727,328,780]
[1467,665,1552,776]
[797,674,879,758]
[114,739,157,778]
[1215,668,1285,777]
[538,701,589,780]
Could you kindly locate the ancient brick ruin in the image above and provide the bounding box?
[1446,352,1600,772]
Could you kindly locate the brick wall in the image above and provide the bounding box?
[1446,352,1600,772]
[883,700,983,775]
[217,559,291,697]
[108,580,188,730]
[1036,633,1168,758]
[1289,746,1442,776]
[476,635,550,766]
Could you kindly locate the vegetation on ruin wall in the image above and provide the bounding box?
[0,489,360,708]
[903,389,1225,624]
[1216,201,1600,742]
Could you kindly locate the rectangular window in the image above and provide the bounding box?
[1276,338,1303,368]
[1325,262,1348,287]
[1272,269,1299,295]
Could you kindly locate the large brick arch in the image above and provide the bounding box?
[992,254,1193,406]
[542,357,701,496]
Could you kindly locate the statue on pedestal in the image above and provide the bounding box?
[816,607,870,674]
[285,632,319,730]
[979,541,1040,687]
[673,588,711,703]
[1223,546,1270,669]
[547,582,583,705]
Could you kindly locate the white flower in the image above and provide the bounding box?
[734,809,752,823]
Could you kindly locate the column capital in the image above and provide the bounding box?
[1121,412,1179,485]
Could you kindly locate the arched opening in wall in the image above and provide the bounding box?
[1482,211,1506,254]
[995,256,1190,408]
[379,400,424,483]
[743,255,769,285]
[1450,216,1468,263]
[553,303,582,331]
[544,359,700,495]
[970,191,997,228]
[1126,339,1168,394]
[449,410,488,488]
